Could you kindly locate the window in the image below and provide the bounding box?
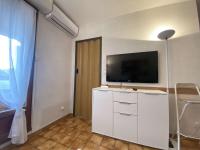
[0,35,20,90]
[0,0,36,144]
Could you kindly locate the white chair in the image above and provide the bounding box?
[175,83,200,150]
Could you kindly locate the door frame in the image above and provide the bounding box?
[73,37,102,116]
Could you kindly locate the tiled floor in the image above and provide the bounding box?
[4,115,200,150]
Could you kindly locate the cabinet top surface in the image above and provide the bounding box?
[93,87,168,95]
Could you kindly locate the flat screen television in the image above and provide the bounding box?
[106,51,158,83]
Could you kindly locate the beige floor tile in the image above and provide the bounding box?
[70,138,87,150]
[59,127,74,134]
[181,139,200,149]
[89,134,103,145]
[99,146,110,150]
[5,115,200,150]
[48,124,57,129]
[143,146,158,150]
[78,131,92,142]
[37,140,57,150]
[83,142,100,150]
[42,130,56,139]
[28,136,47,147]
[59,135,75,147]
[101,137,115,149]
[129,143,143,150]
[51,144,68,150]
[85,126,92,133]
[115,140,128,150]
[51,133,67,143]
[49,125,62,132]
[37,129,49,137]
[67,129,79,136]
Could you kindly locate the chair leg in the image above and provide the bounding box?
[177,132,181,150]
[171,133,176,139]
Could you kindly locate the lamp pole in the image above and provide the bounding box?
[157,29,175,94]
[165,39,169,93]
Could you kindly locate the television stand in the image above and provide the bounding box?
[92,87,169,150]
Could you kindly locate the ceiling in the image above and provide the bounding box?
[54,0,192,26]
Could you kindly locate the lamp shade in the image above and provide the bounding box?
[158,29,175,40]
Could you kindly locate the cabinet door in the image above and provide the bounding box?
[114,113,137,142]
[138,93,169,150]
[92,90,113,136]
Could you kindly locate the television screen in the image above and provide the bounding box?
[106,51,158,83]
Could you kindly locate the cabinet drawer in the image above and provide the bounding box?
[113,92,137,103]
[114,102,137,115]
[113,113,137,142]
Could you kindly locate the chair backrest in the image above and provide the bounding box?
[175,83,200,96]
[196,85,200,95]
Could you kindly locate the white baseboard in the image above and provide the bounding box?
[32,113,71,133]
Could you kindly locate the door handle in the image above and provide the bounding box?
[76,68,79,74]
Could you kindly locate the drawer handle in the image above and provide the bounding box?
[119,91,132,94]
[119,113,132,116]
[118,102,133,104]
[142,93,160,95]
[99,90,110,92]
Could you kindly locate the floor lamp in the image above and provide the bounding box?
[157,29,175,93]
[158,29,175,148]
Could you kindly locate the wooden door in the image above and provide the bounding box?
[74,37,101,120]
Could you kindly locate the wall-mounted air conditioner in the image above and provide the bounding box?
[26,0,79,37]
[46,5,79,37]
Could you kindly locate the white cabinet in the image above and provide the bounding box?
[114,113,138,142]
[92,90,113,136]
[92,88,169,150]
[138,93,169,150]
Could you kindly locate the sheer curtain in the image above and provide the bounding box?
[0,0,36,144]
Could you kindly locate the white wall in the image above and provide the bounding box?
[71,0,199,94]
[32,14,73,132]
[101,32,200,88]
[168,32,200,133]
[169,32,200,87]
[102,38,166,87]
[77,1,199,41]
